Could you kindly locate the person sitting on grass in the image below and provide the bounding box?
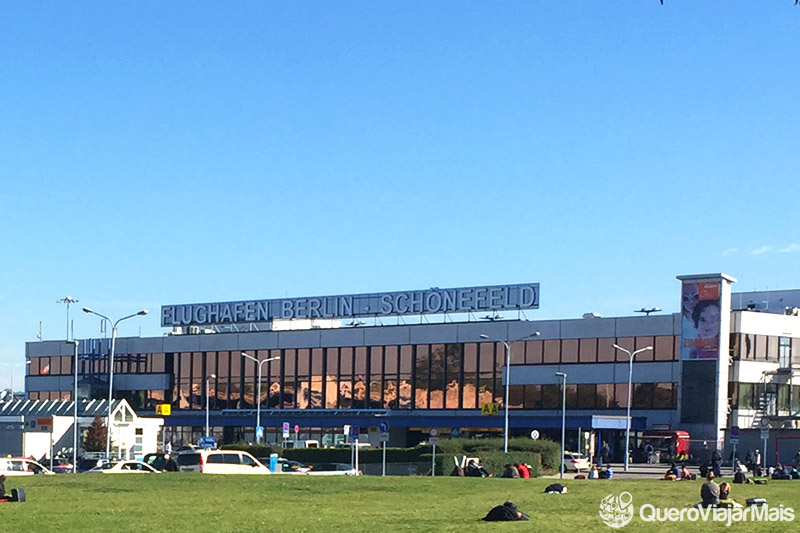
[465,460,491,478]
[482,501,530,521]
[698,472,720,508]
[517,463,530,479]
[680,465,693,480]
[718,482,742,508]
[502,464,520,478]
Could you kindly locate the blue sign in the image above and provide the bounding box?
[198,437,216,449]
[378,421,390,433]
[256,426,264,439]
[349,425,360,439]
[450,428,460,438]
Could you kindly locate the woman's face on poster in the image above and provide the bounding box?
[697,304,720,338]
[682,285,699,316]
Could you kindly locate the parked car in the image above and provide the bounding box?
[306,462,360,476]
[176,449,270,474]
[77,458,105,473]
[50,457,74,474]
[142,452,169,471]
[563,452,590,472]
[85,460,161,474]
[0,458,55,476]
[256,457,309,473]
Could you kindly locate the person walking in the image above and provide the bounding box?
[753,449,763,476]
[711,449,722,477]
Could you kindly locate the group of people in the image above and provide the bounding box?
[451,459,492,477]
[500,463,533,478]
[588,465,614,479]
[698,472,741,508]
[662,463,695,481]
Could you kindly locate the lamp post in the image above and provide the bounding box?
[612,344,653,472]
[479,331,541,453]
[556,371,567,479]
[242,352,281,443]
[66,340,80,473]
[57,296,79,340]
[1,361,30,402]
[206,374,217,438]
[82,307,148,459]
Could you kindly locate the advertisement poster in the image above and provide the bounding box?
[680,281,721,360]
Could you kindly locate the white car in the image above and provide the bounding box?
[563,452,590,472]
[85,460,161,474]
[176,450,270,474]
[0,458,55,476]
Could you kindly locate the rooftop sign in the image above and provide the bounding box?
[161,283,539,327]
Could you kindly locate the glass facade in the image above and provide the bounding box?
[27,335,680,411]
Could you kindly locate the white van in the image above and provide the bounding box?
[0,458,55,476]
[176,450,270,474]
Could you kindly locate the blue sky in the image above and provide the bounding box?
[1,2,799,383]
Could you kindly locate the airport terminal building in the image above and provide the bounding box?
[22,274,800,464]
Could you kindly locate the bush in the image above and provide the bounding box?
[436,437,559,475]
[219,438,558,477]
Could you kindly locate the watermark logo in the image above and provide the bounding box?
[599,491,796,528]
[599,492,634,528]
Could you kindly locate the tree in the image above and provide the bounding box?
[82,416,107,452]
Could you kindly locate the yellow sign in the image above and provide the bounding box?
[155,404,171,416]
[481,402,499,416]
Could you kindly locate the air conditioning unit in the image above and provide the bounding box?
[188,325,201,335]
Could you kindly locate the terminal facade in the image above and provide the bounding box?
[22,276,800,463]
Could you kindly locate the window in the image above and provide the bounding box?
[635,337,655,362]
[654,383,676,409]
[654,336,676,361]
[525,340,543,364]
[543,340,560,364]
[524,385,541,409]
[615,338,634,362]
[754,336,768,361]
[579,339,597,363]
[577,384,596,409]
[779,337,791,368]
[597,338,616,362]
[508,385,524,408]
[596,384,614,409]
[632,383,654,409]
[541,384,559,409]
[561,340,578,363]
[462,344,478,409]
[738,383,754,409]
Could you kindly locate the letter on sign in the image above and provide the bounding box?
[481,403,499,416]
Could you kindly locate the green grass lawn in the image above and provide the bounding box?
[2,474,798,532]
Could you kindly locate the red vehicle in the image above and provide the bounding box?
[640,430,691,461]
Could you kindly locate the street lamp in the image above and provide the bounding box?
[206,374,217,438]
[242,352,281,443]
[82,307,148,458]
[1,361,31,402]
[479,331,541,453]
[613,344,653,472]
[555,371,567,479]
[66,340,80,473]
[57,296,79,340]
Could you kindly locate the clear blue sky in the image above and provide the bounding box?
[1,2,799,383]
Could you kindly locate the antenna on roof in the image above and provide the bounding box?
[635,307,662,317]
